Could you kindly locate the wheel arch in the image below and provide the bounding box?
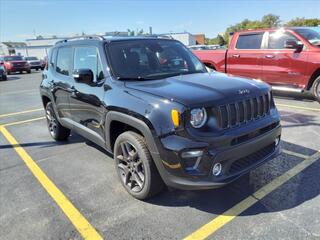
[307,68,320,90]
[105,111,159,155]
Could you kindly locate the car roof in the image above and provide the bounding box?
[54,36,176,48]
[235,27,312,34]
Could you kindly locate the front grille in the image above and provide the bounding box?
[216,93,271,129]
[12,63,24,67]
[30,61,40,65]
[229,143,275,174]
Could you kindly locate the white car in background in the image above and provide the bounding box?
[24,56,45,71]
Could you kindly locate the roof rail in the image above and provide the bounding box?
[148,34,174,39]
[55,35,105,45]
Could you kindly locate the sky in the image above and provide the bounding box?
[0,0,319,42]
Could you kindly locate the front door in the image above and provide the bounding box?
[261,30,309,87]
[69,46,106,141]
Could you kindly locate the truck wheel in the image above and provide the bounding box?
[45,102,70,141]
[114,131,164,200]
[312,76,320,103]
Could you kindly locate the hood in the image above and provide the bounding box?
[125,72,270,107]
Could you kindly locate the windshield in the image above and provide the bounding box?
[294,28,320,46]
[25,57,38,60]
[4,56,23,61]
[106,39,206,80]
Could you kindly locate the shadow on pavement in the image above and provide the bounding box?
[280,110,320,128]
[145,141,320,216]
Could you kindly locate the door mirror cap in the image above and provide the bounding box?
[284,40,303,51]
[72,69,94,84]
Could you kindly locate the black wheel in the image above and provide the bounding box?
[36,68,39,71]
[1,75,7,81]
[27,70,31,74]
[114,131,164,200]
[19,71,23,74]
[45,102,70,141]
[312,76,320,103]
[41,67,44,71]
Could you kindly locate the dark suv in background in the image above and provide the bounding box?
[0,55,31,74]
[40,36,281,199]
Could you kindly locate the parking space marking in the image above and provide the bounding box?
[282,149,309,159]
[0,108,43,118]
[0,126,103,240]
[2,117,46,127]
[183,150,320,240]
[276,104,320,112]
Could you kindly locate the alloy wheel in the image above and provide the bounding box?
[116,141,145,192]
[46,108,57,137]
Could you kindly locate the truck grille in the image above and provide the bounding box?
[217,93,271,129]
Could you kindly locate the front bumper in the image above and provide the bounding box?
[154,120,281,190]
[7,67,30,72]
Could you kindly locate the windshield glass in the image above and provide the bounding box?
[106,39,206,80]
[25,57,38,60]
[295,28,320,46]
[4,56,23,61]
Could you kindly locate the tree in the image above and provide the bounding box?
[286,17,320,27]
[261,14,281,28]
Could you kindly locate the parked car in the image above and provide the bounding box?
[0,55,31,74]
[193,27,320,102]
[0,64,7,80]
[40,36,281,200]
[24,56,45,71]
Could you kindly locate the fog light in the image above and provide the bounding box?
[275,136,280,146]
[212,163,222,176]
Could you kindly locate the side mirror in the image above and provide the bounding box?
[284,40,303,51]
[72,69,94,84]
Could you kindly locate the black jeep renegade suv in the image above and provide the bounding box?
[40,36,281,199]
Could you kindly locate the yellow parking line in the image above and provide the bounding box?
[0,108,43,118]
[0,126,103,240]
[282,149,309,159]
[183,150,320,240]
[2,117,46,127]
[276,104,320,112]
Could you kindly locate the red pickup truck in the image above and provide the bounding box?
[193,27,320,102]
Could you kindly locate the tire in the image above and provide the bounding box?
[311,76,320,103]
[27,70,31,74]
[45,102,71,141]
[41,67,44,71]
[36,68,39,71]
[3,75,7,81]
[114,131,164,200]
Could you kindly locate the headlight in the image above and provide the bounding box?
[190,108,207,128]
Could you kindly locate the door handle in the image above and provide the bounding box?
[232,54,240,58]
[265,55,275,59]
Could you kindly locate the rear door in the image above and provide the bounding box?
[261,30,309,87]
[226,32,265,80]
[52,47,73,119]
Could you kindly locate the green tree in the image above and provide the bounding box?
[261,14,281,28]
[286,17,320,27]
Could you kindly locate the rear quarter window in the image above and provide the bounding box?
[236,33,264,49]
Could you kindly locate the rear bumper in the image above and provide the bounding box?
[153,121,281,190]
[30,65,42,69]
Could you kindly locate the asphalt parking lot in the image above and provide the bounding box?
[0,72,319,240]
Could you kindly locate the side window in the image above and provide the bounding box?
[74,46,104,82]
[268,31,299,49]
[49,48,57,69]
[236,33,264,49]
[56,47,72,76]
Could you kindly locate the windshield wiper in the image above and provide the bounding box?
[117,76,155,81]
